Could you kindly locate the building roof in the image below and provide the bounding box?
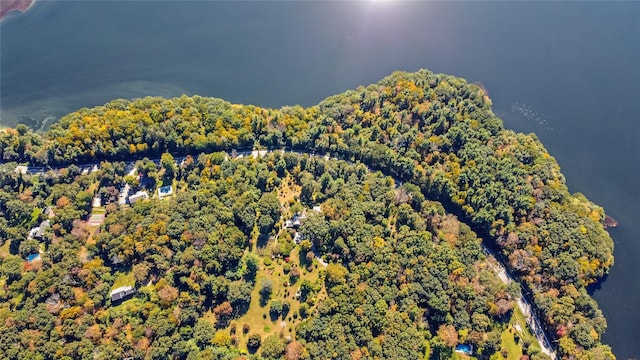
[27,227,39,240]
[110,286,136,302]
[293,232,306,244]
[128,191,149,204]
[36,220,50,238]
[27,220,50,240]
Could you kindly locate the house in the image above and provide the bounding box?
[284,213,304,229]
[118,185,130,205]
[43,206,55,218]
[35,220,49,238]
[92,196,102,208]
[27,220,50,240]
[293,232,306,244]
[110,286,136,302]
[312,206,322,213]
[128,190,149,204]
[27,227,39,240]
[14,165,28,175]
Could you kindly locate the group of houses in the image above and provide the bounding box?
[283,206,322,244]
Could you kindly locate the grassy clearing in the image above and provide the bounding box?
[231,247,325,350]
[496,307,540,360]
[110,296,145,314]
[91,207,107,215]
[278,176,301,210]
[30,207,43,223]
[511,307,537,345]
[192,177,326,353]
[0,277,7,298]
[0,241,11,259]
[500,326,524,360]
[451,352,470,360]
[112,270,135,290]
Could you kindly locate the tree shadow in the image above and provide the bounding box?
[232,302,250,317]
[256,234,271,248]
[259,294,270,307]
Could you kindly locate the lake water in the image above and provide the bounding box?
[2,1,639,358]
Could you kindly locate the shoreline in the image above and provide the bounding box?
[0,0,35,21]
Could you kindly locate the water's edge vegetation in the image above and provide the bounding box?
[0,70,614,359]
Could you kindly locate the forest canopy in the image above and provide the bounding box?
[0,69,615,359]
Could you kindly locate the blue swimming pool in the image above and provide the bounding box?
[455,344,473,355]
[26,253,40,262]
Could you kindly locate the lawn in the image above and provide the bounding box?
[111,269,135,290]
[30,207,43,223]
[227,245,325,353]
[277,176,301,210]
[497,307,540,360]
[511,307,537,346]
[500,327,524,360]
[91,207,107,215]
[0,241,10,259]
[0,277,6,299]
[224,178,326,352]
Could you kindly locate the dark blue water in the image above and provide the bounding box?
[2,2,639,358]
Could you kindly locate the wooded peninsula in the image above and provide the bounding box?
[0,70,614,359]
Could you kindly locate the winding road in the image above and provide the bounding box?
[16,148,556,358]
[485,246,557,359]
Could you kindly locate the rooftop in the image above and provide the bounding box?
[110,286,136,302]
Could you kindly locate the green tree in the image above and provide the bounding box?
[261,334,285,360]
[259,279,274,305]
[247,333,261,351]
[160,152,177,179]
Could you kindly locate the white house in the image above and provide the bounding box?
[128,191,149,204]
[110,286,136,302]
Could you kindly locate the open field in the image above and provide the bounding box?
[112,270,135,290]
